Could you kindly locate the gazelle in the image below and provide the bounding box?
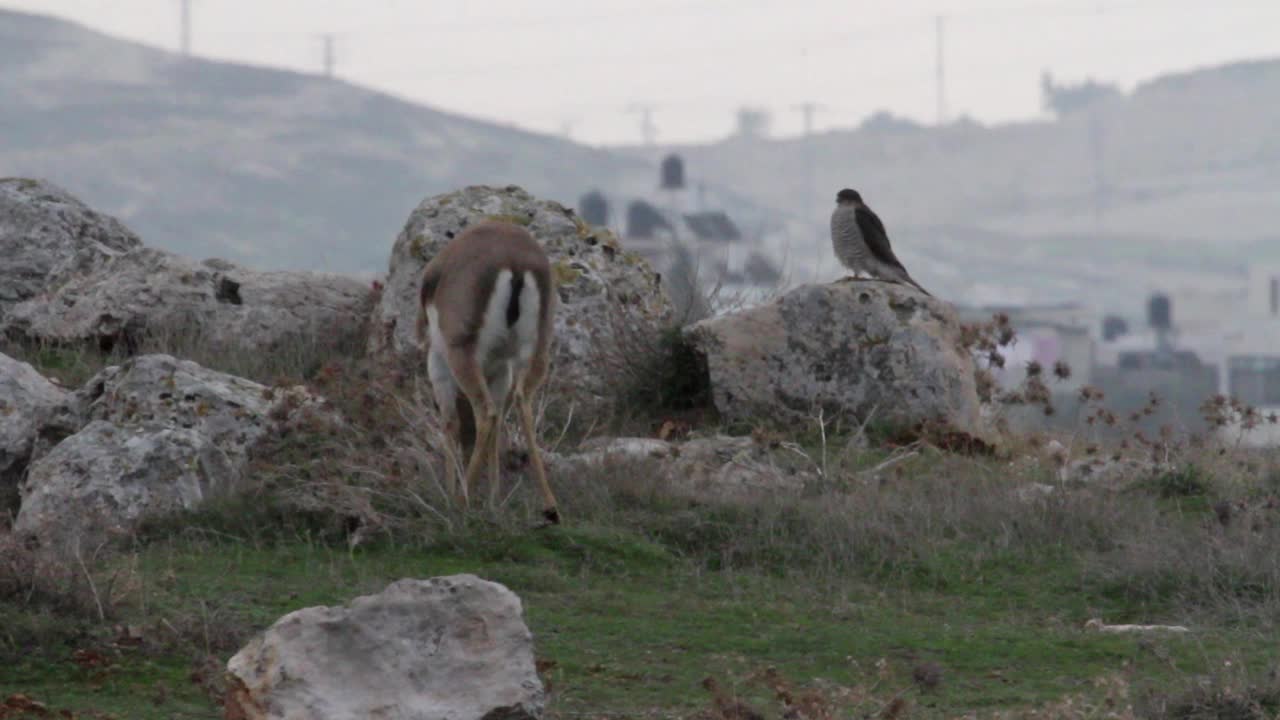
[416,220,561,524]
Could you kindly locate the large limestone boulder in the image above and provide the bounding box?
[685,281,988,438]
[14,354,334,550]
[369,185,671,400]
[13,421,237,551]
[74,354,332,461]
[548,434,813,498]
[225,575,545,720]
[3,247,371,353]
[0,352,79,514]
[0,178,142,318]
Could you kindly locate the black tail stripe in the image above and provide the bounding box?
[506,271,523,327]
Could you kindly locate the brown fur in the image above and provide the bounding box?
[418,221,553,352]
[416,220,560,523]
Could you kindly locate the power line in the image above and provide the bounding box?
[357,0,782,35]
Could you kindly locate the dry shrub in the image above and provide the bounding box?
[233,356,466,542]
[698,665,910,720]
[532,444,1135,582]
[1136,660,1280,720]
[0,532,145,662]
[1088,499,1280,616]
[0,533,118,619]
[589,296,713,432]
[970,673,1136,720]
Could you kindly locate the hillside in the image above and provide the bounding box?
[621,59,1280,314]
[0,9,664,272]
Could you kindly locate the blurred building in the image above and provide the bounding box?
[959,302,1095,393]
[578,156,789,316]
[1092,266,1280,445]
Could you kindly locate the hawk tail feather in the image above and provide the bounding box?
[904,276,932,298]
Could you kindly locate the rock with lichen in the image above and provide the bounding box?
[0,177,141,319]
[685,280,993,442]
[13,354,336,553]
[369,185,672,404]
[3,247,371,355]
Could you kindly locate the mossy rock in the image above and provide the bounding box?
[484,213,533,227]
[553,261,582,286]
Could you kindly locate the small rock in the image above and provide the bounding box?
[1062,456,1166,487]
[548,434,812,498]
[1016,482,1057,502]
[1084,618,1189,634]
[912,662,944,691]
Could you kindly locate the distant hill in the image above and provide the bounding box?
[619,58,1280,314]
[0,9,663,272]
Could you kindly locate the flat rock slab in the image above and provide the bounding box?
[3,247,370,353]
[549,434,812,498]
[225,575,545,720]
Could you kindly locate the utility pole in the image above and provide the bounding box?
[178,0,192,56]
[791,102,825,137]
[788,99,829,257]
[320,34,336,77]
[935,15,947,125]
[626,103,658,146]
[1089,107,1106,234]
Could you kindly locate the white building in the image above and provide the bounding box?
[958,303,1096,393]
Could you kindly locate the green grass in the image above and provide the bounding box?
[4,513,1278,719]
[6,333,1280,719]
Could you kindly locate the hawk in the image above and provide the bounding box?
[830,188,931,296]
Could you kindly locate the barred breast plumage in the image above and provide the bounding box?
[831,205,871,275]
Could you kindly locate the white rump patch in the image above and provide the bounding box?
[475,269,515,367]
[513,271,541,364]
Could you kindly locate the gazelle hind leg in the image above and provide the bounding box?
[484,365,514,509]
[428,350,466,503]
[516,390,558,524]
[515,361,558,524]
[443,346,498,510]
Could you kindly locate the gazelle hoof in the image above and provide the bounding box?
[539,507,561,526]
[503,448,531,471]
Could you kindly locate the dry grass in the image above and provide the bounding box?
[7,300,1280,718]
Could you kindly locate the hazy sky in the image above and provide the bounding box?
[7,0,1279,145]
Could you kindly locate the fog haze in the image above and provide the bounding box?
[7,0,1279,144]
